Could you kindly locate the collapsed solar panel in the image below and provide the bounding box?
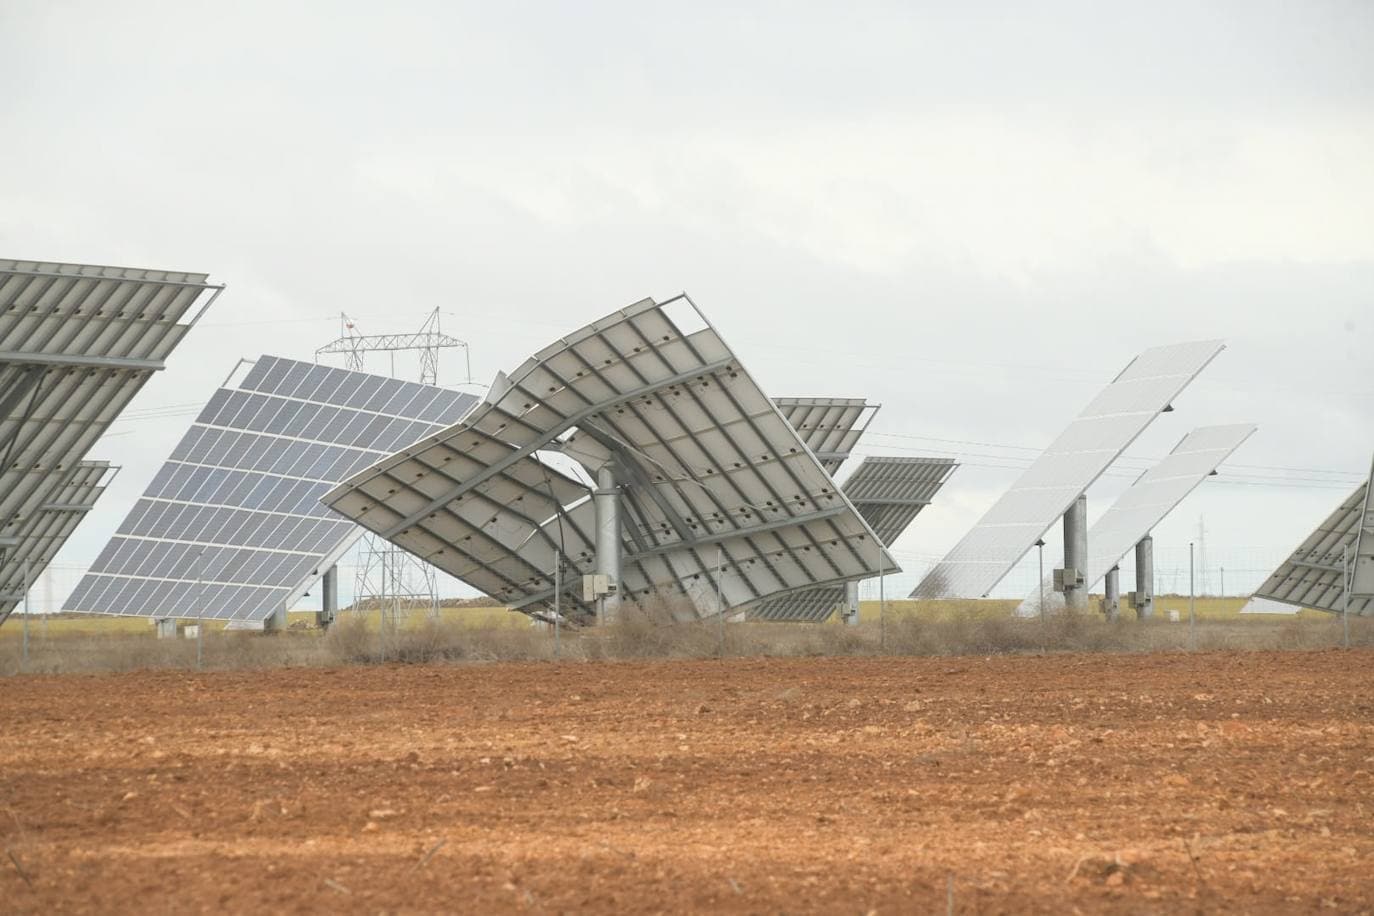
[0,259,220,625]
[1017,424,1256,615]
[773,398,878,473]
[1250,453,1374,616]
[322,295,899,622]
[911,340,1225,599]
[751,456,958,621]
[0,461,115,624]
[64,356,477,621]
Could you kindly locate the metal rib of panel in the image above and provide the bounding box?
[750,456,958,621]
[1017,424,1256,616]
[911,340,1226,599]
[0,260,222,574]
[323,295,899,623]
[0,460,115,624]
[773,398,878,473]
[1252,453,1374,616]
[64,356,477,621]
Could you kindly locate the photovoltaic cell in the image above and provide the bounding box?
[64,356,476,621]
[911,340,1225,599]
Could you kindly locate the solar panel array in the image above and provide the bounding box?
[323,296,898,623]
[1017,424,1256,615]
[0,260,220,617]
[911,340,1225,599]
[0,461,114,624]
[773,398,877,473]
[65,356,476,621]
[750,456,957,621]
[1252,454,1374,616]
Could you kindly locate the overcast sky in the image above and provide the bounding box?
[3,0,1371,602]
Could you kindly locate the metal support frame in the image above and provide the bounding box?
[1134,536,1155,619]
[1061,495,1088,611]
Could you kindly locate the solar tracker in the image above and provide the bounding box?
[1251,453,1374,616]
[323,295,898,623]
[0,260,222,588]
[0,460,114,625]
[1016,424,1256,615]
[751,456,958,621]
[64,356,477,622]
[773,398,877,473]
[911,340,1225,599]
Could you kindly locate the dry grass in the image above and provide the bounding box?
[2,598,1369,677]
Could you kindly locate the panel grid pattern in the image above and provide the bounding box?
[912,340,1225,599]
[0,461,113,623]
[750,456,957,621]
[773,398,878,473]
[1254,453,1374,616]
[64,356,476,621]
[0,260,220,573]
[324,296,898,623]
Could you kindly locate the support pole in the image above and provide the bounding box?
[1134,536,1155,619]
[1036,539,1046,620]
[1188,541,1196,650]
[716,545,724,654]
[1104,565,1120,621]
[320,565,339,628]
[1062,495,1088,611]
[1342,544,1350,650]
[20,560,30,667]
[593,464,622,624]
[196,551,205,671]
[879,551,886,651]
[553,550,561,661]
[844,581,860,627]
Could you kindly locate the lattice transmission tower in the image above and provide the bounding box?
[316,309,472,632]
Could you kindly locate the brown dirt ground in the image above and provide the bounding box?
[2,650,1372,914]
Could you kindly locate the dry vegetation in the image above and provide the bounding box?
[2,599,1369,676]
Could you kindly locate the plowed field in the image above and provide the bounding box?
[3,650,1372,913]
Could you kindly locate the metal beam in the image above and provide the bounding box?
[0,351,165,372]
[378,356,736,539]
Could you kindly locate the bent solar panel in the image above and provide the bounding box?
[323,295,898,622]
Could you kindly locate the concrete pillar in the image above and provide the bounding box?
[318,565,339,628]
[1062,494,1088,611]
[1104,565,1120,620]
[265,604,289,632]
[155,618,177,639]
[593,464,622,624]
[1134,536,1155,619]
[844,581,860,626]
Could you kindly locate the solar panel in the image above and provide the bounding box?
[323,295,898,623]
[750,456,958,621]
[0,461,114,624]
[0,260,222,601]
[773,398,878,473]
[1017,424,1256,615]
[64,356,477,621]
[1251,453,1374,616]
[911,340,1226,599]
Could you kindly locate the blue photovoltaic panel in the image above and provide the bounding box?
[64,356,477,621]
